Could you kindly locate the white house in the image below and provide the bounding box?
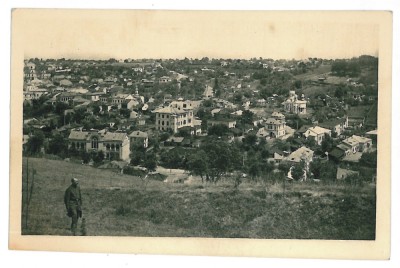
[304,126,331,145]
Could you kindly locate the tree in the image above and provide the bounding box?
[47,134,68,157]
[234,92,243,104]
[81,151,91,164]
[291,161,305,181]
[159,147,186,169]
[360,151,377,167]
[93,150,105,165]
[294,80,302,89]
[334,84,347,99]
[207,124,229,136]
[214,78,219,89]
[241,110,254,125]
[202,99,213,108]
[72,107,87,124]
[177,128,191,138]
[119,108,130,118]
[54,101,70,116]
[321,134,334,153]
[25,131,45,155]
[304,136,317,149]
[331,60,348,76]
[187,140,240,183]
[130,151,144,166]
[278,162,291,174]
[260,78,267,86]
[242,133,258,151]
[143,153,157,172]
[310,159,336,182]
[273,139,291,152]
[187,150,209,182]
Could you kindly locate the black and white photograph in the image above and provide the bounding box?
[9,8,392,259]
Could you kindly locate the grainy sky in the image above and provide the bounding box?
[13,10,382,60]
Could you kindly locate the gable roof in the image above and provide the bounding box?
[265,117,285,125]
[305,126,331,136]
[103,132,128,141]
[129,131,148,138]
[271,111,285,118]
[154,106,187,114]
[68,129,128,142]
[69,130,89,140]
[342,135,371,147]
[286,146,314,163]
[296,125,312,134]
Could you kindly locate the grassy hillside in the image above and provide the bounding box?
[21,158,376,239]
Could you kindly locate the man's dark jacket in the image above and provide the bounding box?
[64,185,82,218]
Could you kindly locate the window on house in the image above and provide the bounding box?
[116,144,120,151]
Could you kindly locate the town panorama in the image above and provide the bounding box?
[22,56,378,239]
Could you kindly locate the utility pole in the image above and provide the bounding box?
[25,157,29,229]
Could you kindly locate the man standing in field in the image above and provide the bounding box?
[64,178,82,235]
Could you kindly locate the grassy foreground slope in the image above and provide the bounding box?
[21,158,376,239]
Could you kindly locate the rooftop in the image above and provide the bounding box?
[343,135,372,146]
[286,146,314,163]
[306,126,331,136]
[154,106,187,114]
[265,117,285,125]
[69,129,128,141]
[129,131,148,138]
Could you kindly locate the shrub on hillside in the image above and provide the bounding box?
[123,166,146,177]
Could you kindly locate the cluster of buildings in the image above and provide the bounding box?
[22,58,377,181]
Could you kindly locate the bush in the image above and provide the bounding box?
[360,151,377,167]
[123,166,146,177]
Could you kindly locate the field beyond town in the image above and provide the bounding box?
[21,157,376,240]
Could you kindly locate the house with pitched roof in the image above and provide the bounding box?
[129,131,149,148]
[319,117,348,136]
[341,135,373,153]
[304,126,331,145]
[284,146,314,164]
[329,135,373,161]
[68,129,130,161]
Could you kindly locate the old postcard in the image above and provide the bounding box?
[9,9,392,259]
